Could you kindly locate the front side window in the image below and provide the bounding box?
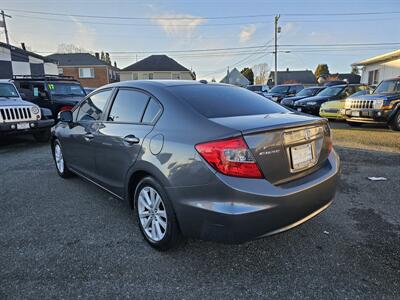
[79,68,95,79]
[108,89,149,123]
[77,89,112,122]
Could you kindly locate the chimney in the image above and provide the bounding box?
[95,52,100,59]
[286,67,289,72]
[114,61,117,68]
[21,42,26,51]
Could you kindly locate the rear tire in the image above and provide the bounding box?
[52,139,73,178]
[134,176,182,251]
[347,121,362,127]
[33,128,51,142]
[389,110,400,131]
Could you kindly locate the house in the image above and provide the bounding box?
[46,53,120,88]
[119,55,194,81]
[352,49,400,85]
[220,68,250,87]
[0,42,58,79]
[268,69,317,86]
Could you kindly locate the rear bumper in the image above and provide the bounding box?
[167,150,340,243]
[0,119,54,134]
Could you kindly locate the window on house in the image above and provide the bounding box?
[58,68,63,75]
[172,73,180,80]
[79,68,95,79]
[132,73,138,80]
[149,73,154,80]
[368,69,380,85]
[373,70,379,84]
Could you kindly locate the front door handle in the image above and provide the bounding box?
[84,133,94,141]
[123,135,140,144]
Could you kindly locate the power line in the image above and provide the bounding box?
[3,7,400,20]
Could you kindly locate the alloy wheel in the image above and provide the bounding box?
[54,144,64,173]
[137,186,167,241]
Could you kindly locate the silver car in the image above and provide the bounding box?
[52,80,340,250]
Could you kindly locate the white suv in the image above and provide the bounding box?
[0,79,54,142]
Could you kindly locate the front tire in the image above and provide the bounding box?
[389,110,400,131]
[134,176,182,251]
[53,140,73,178]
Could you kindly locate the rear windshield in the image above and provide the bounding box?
[169,84,288,118]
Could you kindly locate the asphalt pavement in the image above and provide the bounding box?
[0,135,399,299]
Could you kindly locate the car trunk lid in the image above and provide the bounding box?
[210,113,331,185]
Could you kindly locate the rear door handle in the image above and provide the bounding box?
[84,133,94,141]
[123,135,140,144]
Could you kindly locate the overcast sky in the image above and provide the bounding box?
[1,0,399,80]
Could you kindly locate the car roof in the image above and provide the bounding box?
[0,79,14,84]
[103,80,228,90]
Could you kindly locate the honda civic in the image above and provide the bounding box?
[51,80,340,250]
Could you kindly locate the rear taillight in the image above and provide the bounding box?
[60,105,74,112]
[195,136,263,178]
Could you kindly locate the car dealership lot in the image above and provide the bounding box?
[0,135,399,299]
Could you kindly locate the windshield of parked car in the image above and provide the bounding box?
[0,83,20,98]
[47,82,86,96]
[373,79,400,94]
[317,86,344,97]
[247,85,263,92]
[270,85,290,94]
[296,88,319,97]
[170,85,288,118]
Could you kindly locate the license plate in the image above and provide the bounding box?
[291,143,313,170]
[17,123,30,130]
[297,108,302,112]
[351,111,360,117]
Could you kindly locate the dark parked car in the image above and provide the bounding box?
[281,86,326,108]
[52,80,340,250]
[264,84,304,103]
[344,77,400,130]
[294,84,368,115]
[13,75,86,118]
[246,84,269,97]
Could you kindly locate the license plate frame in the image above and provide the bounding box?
[16,122,30,130]
[290,143,313,170]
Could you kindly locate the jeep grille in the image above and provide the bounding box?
[350,100,373,109]
[0,106,36,123]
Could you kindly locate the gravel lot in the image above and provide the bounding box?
[0,135,399,299]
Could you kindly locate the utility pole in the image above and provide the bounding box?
[274,15,280,86]
[1,10,11,45]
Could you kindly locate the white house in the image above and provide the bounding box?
[119,55,194,81]
[352,49,400,85]
[220,68,250,87]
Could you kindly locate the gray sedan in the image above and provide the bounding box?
[52,80,340,250]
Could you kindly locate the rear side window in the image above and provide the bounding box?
[108,89,149,123]
[77,89,112,122]
[169,85,288,118]
[142,98,162,123]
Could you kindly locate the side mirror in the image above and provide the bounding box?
[58,110,73,123]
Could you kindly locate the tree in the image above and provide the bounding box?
[211,77,216,82]
[252,63,269,85]
[100,51,105,61]
[240,67,254,85]
[351,66,359,75]
[314,64,330,79]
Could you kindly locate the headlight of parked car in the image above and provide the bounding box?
[307,101,317,105]
[31,106,40,114]
[373,99,383,109]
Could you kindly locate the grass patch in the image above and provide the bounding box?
[332,128,400,153]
